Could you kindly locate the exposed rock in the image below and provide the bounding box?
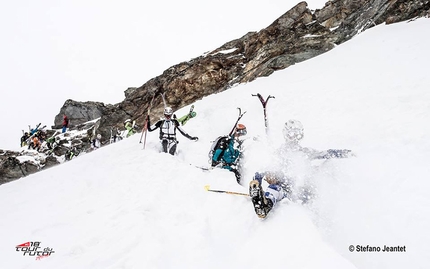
[53,1,428,142]
[53,99,112,129]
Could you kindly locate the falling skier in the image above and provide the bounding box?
[147,107,198,155]
[249,171,292,219]
[278,119,354,159]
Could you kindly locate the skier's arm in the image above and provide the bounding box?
[147,118,162,132]
[174,120,198,140]
[313,149,354,159]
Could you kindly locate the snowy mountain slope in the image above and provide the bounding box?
[1,19,430,269]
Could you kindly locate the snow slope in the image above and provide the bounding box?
[1,19,429,269]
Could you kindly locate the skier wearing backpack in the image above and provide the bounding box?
[124,119,137,137]
[147,107,198,155]
[211,123,247,184]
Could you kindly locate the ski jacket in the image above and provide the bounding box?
[124,121,136,137]
[213,136,241,165]
[62,116,69,128]
[147,118,194,141]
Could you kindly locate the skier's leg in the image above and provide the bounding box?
[161,139,168,153]
[169,141,177,155]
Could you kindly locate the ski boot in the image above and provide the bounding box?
[249,179,272,218]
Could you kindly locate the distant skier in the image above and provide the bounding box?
[210,123,247,184]
[62,115,69,133]
[147,107,198,155]
[249,171,291,219]
[20,132,30,147]
[278,120,353,159]
[124,119,137,137]
[91,134,102,150]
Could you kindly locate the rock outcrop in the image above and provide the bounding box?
[54,0,429,141]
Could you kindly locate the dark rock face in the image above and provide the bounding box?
[53,0,429,141]
[53,99,112,129]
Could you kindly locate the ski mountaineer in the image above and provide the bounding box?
[91,134,102,150]
[211,123,247,184]
[124,119,137,138]
[146,107,198,155]
[62,115,69,133]
[20,132,30,147]
[278,120,354,159]
[249,171,292,219]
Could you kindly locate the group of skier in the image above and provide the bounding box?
[139,99,352,218]
[18,95,353,218]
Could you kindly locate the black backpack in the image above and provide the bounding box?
[208,136,230,165]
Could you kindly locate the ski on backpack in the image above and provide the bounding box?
[178,105,196,126]
[160,92,167,108]
[252,93,275,132]
[208,108,246,166]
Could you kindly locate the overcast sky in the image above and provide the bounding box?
[0,0,328,150]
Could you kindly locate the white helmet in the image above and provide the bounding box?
[283,120,304,142]
[164,107,173,117]
[124,119,131,124]
[97,134,102,139]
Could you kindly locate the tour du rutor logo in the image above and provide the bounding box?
[16,241,55,260]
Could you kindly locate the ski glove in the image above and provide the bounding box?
[191,136,199,141]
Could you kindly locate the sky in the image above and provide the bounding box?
[0,0,328,151]
[0,18,429,269]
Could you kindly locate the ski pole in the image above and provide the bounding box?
[252,93,275,130]
[204,185,249,196]
[139,94,156,144]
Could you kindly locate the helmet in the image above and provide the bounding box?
[124,119,131,124]
[283,120,304,142]
[236,124,247,136]
[164,107,173,118]
[97,134,102,139]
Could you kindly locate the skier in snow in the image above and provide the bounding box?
[147,107,198,155]
[211,123,247,184]
[249,171,292,219]
[91,134,102,150]
[124,119,137,138]
[20,132,30,147]
[278,120,353,159]
[62,115,69,133]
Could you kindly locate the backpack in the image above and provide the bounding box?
[208,136,230,165]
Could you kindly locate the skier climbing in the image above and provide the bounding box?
[210,123,247,184]
[124,119,137,138]
[147,107,198,155]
